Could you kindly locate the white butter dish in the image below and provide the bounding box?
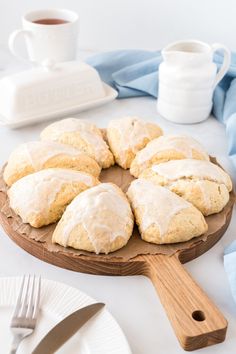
[0,61,117,128]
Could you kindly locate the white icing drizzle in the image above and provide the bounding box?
[170,179,211,211]
[127,179,191,237]
[194,180,211,210]
[41,118,110,163]
[136,135,209,164]
[58,183,133,254]
[109,117,154,153]
[8,168,95,223]
[13,141,87,171]
[151,159,231,189]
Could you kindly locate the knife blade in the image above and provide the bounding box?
[32,302,105,354]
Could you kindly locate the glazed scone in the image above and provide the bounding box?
[140,159,232,216]
[3,141,101,186]
[107,116,163,169]
[130,135,209,177]
[40,118,114,168]
[8,168,99,228]
[127,179,208,244]
[52,183,134,254]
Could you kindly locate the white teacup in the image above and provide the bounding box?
[8,9,79,65]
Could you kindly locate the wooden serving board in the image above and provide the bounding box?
[0,164,234,351]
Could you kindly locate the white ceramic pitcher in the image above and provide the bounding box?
[157,40,230,124]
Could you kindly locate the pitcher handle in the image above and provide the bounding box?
[212,43,231,88]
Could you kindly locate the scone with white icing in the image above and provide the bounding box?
[127,179,208,244]
[8,168,99,228]
[3,141,101,186]
[107,116,163,169]
[52,183,134,254]
[130,135,209,177]
[140,159,232,216]
[40,118,114,169]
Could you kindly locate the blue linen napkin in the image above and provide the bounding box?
[224,241,236,303]
[87,50,236,169]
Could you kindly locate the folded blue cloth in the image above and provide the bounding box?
[87,50,236,169]
[224,241,236,303]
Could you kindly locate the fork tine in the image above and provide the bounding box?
[26,275,35,318]
[10,275,41,354]
[12,275,26,318]
[19,274,30,317]
[32,276,41,319]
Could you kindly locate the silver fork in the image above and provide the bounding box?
[9,275,41,354]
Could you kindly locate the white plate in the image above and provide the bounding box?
[0,277,131,354]
[0,83,118,129]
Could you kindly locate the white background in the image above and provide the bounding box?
[0,95,236,354]
[0,0,236,51]
[0,1,236,354]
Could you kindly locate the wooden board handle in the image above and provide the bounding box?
[142,254,227,351]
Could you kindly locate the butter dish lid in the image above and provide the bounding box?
[0,61,117,128]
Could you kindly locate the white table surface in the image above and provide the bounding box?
[0,50,236,354]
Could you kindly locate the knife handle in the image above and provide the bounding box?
[141,253,227,351]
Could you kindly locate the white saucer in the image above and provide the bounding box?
[0,83,117,129]
[0,277,131,354]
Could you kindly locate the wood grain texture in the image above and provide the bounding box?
[0,158,233,351]
[0,195,233,351]
[143,254,227,350]
[0,195,233,274]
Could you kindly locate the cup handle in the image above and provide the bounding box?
[212,43,231,88]
[8,29,36,65]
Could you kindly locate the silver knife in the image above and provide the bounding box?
[32,303,105,354]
